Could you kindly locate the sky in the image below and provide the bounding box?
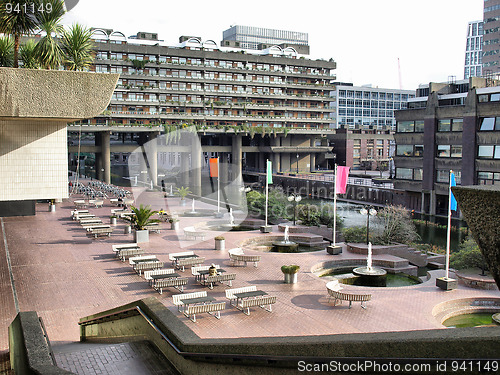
[62,0,484,90]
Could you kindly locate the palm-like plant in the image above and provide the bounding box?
[61,23,94,71]
[20,39,39,69]
[0,0,39,67]
[33,0,65,69]
[0,35,13,67]
[175,186,192,200]
[130,204,160,230]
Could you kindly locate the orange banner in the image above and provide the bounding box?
[209,158,219,177]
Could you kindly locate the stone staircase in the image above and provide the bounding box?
[52,340,179,375]
[0,351,14,375]
[289,233,330,250]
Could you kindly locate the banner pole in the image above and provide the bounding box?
[333,163,337,247]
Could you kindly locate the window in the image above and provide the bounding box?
[478,145,494,158]
[436,170,461,184]
[396,168,412,180]
[438,119,451,132]
[437,145,450,158]
[479,117,500,131]
[414,145,424,157]
[451,145,462,158]
[415,120,424,132]
[480,117,495,131]
[397,121,414,132]
[452,118,463,131]
[414,168,423,181]
[396,145,413,156]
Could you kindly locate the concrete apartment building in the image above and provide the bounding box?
[483,0,500,76]
[328,83,414,171]
[394,77,500,216]
[68,29,336,193]
[221,25,310,55]
[464,20,483,79]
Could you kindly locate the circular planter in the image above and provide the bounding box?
[110,217,117,225]
[170,221,179,230]
[49,204,56,212]
[215,239,225,251]
[283,273,298,284]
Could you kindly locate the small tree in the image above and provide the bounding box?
[20,39,39,69]
[451,235,489,275]
[175,186,191,200]
[61,23,94,71]
[130,204,159,230]
[0,35,13,67]
[374,205,419,245]
[34,0,65,69]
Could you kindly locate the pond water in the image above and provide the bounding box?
[321,268,422,287]
[443,313,498,328]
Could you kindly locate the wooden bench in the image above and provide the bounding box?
[202,273,236,289]
[172,291,208,312]
[191,265,220,281]
[236,295,276,316]
[169,251,195,265]
[228,248,261,267]
[118,248,144,261]
[133,261,164,276]
[71,210,88,219]
[89,199,104,208]
[176,257,205,272]
[87,227,112,238]
[74,200,87,209]
[225,286,257,306]
[144,268,176,282]
[153,277,188,294]
[143,223,161,234]
[112,243,138,253]
[327,288,371,309]
[183,302,226,322]
[183,226,206,241]
[129,255,157,265]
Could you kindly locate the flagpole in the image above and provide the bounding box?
[217,157,220,213]
[445,170,453,279]
[265,159,269,227]
[333,163,338,247]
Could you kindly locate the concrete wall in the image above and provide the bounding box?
[0,121,68,201]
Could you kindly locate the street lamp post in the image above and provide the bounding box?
[287,193,302,225]
[360,206,377,244]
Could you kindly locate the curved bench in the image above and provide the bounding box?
[327,285,371,309]
[228,248,261,267]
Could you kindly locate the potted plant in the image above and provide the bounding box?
[215,236,225,251]
[169,217,180,230]
[130,204,159,243]
[175,186,192,206]
[110,214,117,225]
[281,265,300,284]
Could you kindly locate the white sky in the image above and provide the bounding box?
[63,0,484,90]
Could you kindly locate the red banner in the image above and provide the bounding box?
[209,158,219,177]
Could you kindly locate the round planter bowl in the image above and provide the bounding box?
[284,273,298,284]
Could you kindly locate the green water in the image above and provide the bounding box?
[322,269,422,287]
[443,313,497,328]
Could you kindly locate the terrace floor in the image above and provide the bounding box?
[0,186,498,352]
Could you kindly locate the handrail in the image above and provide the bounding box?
[78,305,472,366]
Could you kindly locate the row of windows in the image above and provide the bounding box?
[397,118,465,133]
[396,145,423,157]
[478,145,500,159]
[464,66,482,79]
[95,52,328,75]
[338,90,413,101]
[339,109,395,117]
[338,99,403,109]
[395,168,462,184]
[466,37,483,51]
[479,117,500,130]
[465,51,482,66]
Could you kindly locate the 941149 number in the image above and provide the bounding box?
[5,2,53,14]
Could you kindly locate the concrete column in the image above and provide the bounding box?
[430,190,437,216]
[191,136,202,196]
[258,151,265,172]
[101,131,111,184]
[420,191,426,214]
[231,134,242,185]
[146,131,159,187]
[220,153,228,185]
[180,152,189,188]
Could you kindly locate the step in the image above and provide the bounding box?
[52,340,180,375]
[0,351,14,375]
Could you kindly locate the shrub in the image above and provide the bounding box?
[281,265,300,274]
[451,235,488,274]
[342,226,368,243]
[374,205,419,245]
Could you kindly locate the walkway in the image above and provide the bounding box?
[0,189,498,351]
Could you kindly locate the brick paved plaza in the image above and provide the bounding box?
[0,188,498,354]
